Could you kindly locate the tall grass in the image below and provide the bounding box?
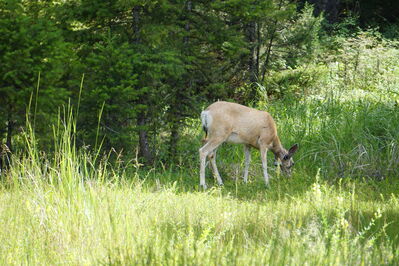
[1,30,399,265]
[0,105,399,265]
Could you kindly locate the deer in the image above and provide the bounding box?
[199,101,298,189]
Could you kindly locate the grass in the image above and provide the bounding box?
[1,165,399,265]
[0,114,399,265]
[1,33,399,265]
[1,111,399,265]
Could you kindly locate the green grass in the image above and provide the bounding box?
[1,119,399,265]
[2,97,399,265]
[1,35,399,265]
[1,101,399,265]
[1,164,399,265]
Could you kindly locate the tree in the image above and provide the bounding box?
[212,0,299,101]
[62,0,187,162]
[0,0,323,166]
[77,34,140,152]
[305,0,339,23]
[0,0,70,156]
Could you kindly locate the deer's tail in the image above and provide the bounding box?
[201,110,212,144]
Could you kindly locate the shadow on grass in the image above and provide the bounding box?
[138,166,315,202]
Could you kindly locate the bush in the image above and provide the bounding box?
[259,64,328,99]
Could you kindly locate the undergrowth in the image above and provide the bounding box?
[0,104,398,265]
[0,30,399,265]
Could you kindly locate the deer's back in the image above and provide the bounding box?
[205,101,277,146]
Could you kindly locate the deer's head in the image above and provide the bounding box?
[278,144,298,176]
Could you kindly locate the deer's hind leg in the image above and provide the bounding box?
[199,137,225,189]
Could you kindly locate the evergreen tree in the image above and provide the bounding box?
[0,0,70,154]
[62,0,187,162]
[0,0,340,166]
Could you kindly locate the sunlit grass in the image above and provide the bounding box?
[1,167,398,264]
[1,118,399,265]
[1,39,399,264]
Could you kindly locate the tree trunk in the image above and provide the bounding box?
[132,5,141,43]
[0,141,11,173]
[168,0,192,161]
[243,19,259,102]
[169,122,179,162]
[245,21,258,85]
[1,111,13,171]
[325,0,339,23]
[0,141,4,173]
[137,114,153,163]
[261,27,277,82]
[307,0,339,23]
[183,1,192,47]
[261,0,284,82]
[131,5,153,164]
[6,111,12,153]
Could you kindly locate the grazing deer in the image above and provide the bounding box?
[199,101,298,189]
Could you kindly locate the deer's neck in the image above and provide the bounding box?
[271,136,286,159]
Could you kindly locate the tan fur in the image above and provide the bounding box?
[205,101,280,149]
[199,101,297,189]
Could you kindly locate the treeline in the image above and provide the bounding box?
[305,0,399,27]
[0,0,397,166]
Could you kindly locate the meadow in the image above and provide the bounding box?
[1,34,399,265]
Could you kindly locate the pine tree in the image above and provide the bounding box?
[0,0,70,155]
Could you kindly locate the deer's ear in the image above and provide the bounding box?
[288,144,299,156]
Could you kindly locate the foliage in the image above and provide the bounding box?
[260,64,328,98]
[1,2,399,262]
[1,0,399,174]
[326,30,399,93]
[282,3,323,67]
[0,0,71,150]
[0,120,398,264]
[77,33,140,151]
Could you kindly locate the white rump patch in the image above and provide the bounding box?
[201,110,212,129]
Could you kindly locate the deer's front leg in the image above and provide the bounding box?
[243,145,251,183]
[260,146,269,186]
